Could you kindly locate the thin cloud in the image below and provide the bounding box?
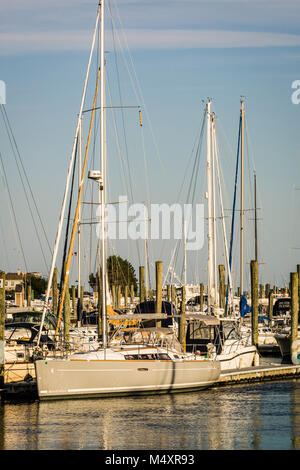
[1,29,300,55]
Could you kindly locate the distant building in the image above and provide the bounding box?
[5,270,23,291]
[4,269,42,291]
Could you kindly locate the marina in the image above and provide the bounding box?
[1,0,300,453]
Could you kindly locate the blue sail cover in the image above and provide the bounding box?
[240,295,251,317]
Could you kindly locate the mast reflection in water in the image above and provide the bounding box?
[1,380,300,450]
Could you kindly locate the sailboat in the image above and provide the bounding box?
[34,1,220,400]
[182,99,258,371]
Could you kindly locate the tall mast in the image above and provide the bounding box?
[100,0,107,349]
[211,112,218,307]
[77,118,82,326]
[206,100,214,313]
[240,99,245,301]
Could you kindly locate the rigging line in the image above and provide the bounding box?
[106,70,131,199]
[37,6,101,348]
[213,120,233,214]
[0,104,53,257]
[58,136,78,312]
[176,107,206,206]
[244,116,257,174]
[108,3,137,205]
[189,118,205,205]
[54,67,101,339]
[0,149,28,272]
[108,0,167,176]
[107,9,142,266]
[105,69,142,266]
[179,131,204,282]
[244,124,254,212]
[213,117,235,179]
[178,116,206,282]
[214,126,232,290]
[160,108,206,274]
[86,18,101,282]
[225,113,241,316]
[0,210,11,270]
[0,106,49,272]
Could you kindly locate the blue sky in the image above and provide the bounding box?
[0,0,300,291]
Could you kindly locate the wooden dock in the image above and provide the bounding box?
[217,362,300,387]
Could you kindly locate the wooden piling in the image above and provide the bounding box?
[200,283,204,312]
[52,267,58,315]
[268,291,273,325]
[71,285,76,321]
[27,283,32,308]
[112,284,116,309]
[117,285,121,309]
[219,265,225,309]
[179,285,186,352]
[0,272,5,392]
[167,284,171,302]
[250,260,259,348]
[139,266,145,303]
[124,285,128,308]
[171,285,177,309]
[80,286,84,311]
[265,283,270,299]
[259,284,265,299]
[155,261,163,328]
[290,272,299,365]
[130,284,135,305]
[297,265,300,304]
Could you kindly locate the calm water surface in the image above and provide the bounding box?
[1,378,300,450]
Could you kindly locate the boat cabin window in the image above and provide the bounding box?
[11,312,57,330]
[188,322,214,341]
[124,353,171,360]
[222,323,239,341]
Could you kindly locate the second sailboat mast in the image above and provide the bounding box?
[100,0,107,348]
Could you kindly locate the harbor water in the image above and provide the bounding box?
[1,375,300,450]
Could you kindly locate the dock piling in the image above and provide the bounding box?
[179,285,186,352]
[219,265,225,309]
[139,266,145,303]
[52,267,58,315]
[155,261,162,328]
[250,260,259,349]
[290,272,299,365]
[0,272,5,393]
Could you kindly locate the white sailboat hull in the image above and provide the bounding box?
[35,356,220,400]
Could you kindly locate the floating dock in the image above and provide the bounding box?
[217,362,300,387]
